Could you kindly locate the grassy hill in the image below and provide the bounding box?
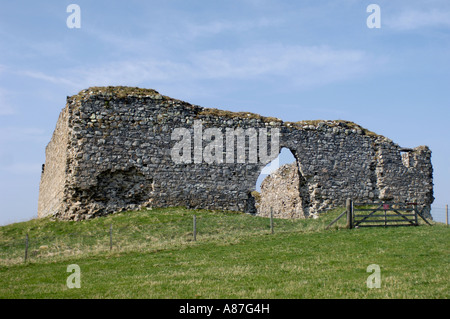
[0,207,448,298]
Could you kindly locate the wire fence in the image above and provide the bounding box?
[0,210,328,266]
[1,205,446,267]
[431,206,449,224]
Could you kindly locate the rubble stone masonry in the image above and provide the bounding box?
[38,87,434,220]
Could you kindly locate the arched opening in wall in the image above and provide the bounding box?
[255,147,296,191]
[251,147,304,218]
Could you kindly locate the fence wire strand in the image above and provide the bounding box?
[0,206,445,266]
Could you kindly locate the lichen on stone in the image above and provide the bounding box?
[288,119,381,138]
[198,107,282,123]
[39,86,434,221]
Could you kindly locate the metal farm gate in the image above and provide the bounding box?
[326,199,432,229]
[352,202,431,228]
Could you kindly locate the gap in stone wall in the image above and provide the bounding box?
[255,147,296,192]
[254,147,310,218]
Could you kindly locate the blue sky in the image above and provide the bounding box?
[0,0,449,225]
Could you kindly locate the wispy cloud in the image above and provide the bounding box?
[184,17,282,39]
[16,44,377,93]
[0,89,15,116]
[0,127,47,143]
[188,44,373,86]
[18,70,78,87]
[387,9,450,30]
[0,162,42,175]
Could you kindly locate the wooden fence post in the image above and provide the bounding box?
[193,215,197,241]
[446,204,448,226]
[414,204,419,226]
[270,208,274,234]
[24,234,28,263]
[346,198,353,229]
[109,224,113,251]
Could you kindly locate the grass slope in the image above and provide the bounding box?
[0,208,448,299]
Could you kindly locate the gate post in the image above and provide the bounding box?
[414,204,419,226]
[346,198,353,229]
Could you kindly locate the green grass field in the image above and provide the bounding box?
[0,207,448,299]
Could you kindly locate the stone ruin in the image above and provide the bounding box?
[38,86,434,221]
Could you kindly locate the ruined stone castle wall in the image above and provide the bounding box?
[256,163,304,219]
[258,126,433,219]
[38,87,434,220]
[38,108,69,218]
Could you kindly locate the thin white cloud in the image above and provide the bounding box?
[185,17,282,39]
[0,127,47,143]
[387,9,450,30]
[85,45,372,87]
[15,44,379,94]
[0,89,15,115]
[187,44,374,87]
[0,162,42,175]
[18,70,78,87]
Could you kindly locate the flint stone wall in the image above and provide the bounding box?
[38,87,434,220]
[256,163,305,219]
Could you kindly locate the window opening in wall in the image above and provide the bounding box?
[255,147,296,192]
